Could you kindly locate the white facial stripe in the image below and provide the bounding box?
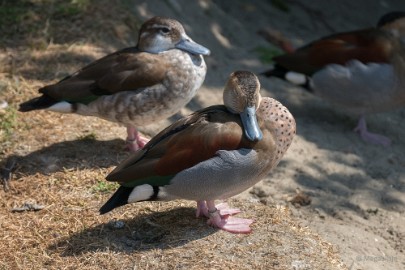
[128,184,154,203]
[140,31,149,38]
[151,24,171,30]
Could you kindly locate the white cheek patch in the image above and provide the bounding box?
[48,101,72,113]
[128,184,154,203]
[152,35,166,47]
[148,35,170,53]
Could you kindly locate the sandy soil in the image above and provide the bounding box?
[1,0,404,269]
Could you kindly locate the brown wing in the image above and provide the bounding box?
[106,105,257,185]
[274,28,393,75]
[39,47,168,103]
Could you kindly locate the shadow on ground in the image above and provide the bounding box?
[48,206,216,255]
[2,138,127,177]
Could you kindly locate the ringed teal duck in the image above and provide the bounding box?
[263,11,405,146]
[19,16,210,151]
[99,71,296,234]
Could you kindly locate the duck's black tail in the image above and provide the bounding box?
[18,95,58,112]
[99,186,133,214]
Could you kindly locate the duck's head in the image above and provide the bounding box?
[137,16,210,56]
[377,11,405,38]
[223,71,263,142]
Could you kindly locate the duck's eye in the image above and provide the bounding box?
[160,27,170,34]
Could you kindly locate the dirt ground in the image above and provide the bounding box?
[1,0,405,269]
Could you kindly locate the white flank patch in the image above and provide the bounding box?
[285,71,307,85]
[128,184,154,203]
[0,100,8,110]
[48,101,72,113]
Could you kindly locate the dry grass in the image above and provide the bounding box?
[3,146,341,269]
[1,183,345,270]
[0,1,346,269]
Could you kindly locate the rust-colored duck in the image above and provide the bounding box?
[99,71,296,234]
[263,12,405,146]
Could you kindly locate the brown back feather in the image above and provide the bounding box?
[274,28,393,75]
[106,105,259,183]
[39,48,167,101]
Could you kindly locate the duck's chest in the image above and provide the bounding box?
[140,51,206,117]
[162,50,207,97]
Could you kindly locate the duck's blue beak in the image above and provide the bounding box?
[240,106,263,142]
[176,36,210,56]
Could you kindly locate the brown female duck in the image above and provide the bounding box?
[19,16,210,151]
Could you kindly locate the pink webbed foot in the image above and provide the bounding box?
[126,126,150,152]
[126,136,149,152]
[207,209,254,234]
[199,201,254,234]
[354,116,391,146]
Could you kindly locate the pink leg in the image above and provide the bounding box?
[354,116,391,146]
[205,200,254,234]
[196,201,208,217]
[126,125,149,152]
